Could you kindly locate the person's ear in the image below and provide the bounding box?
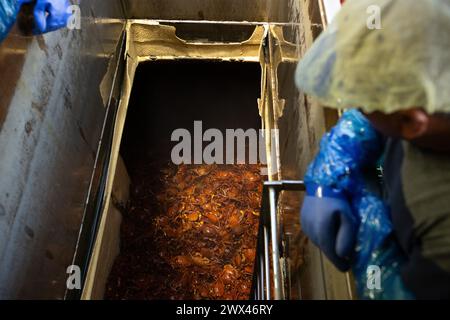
[400,109,430,140]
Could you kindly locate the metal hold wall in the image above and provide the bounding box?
[120,0,290,22]
[0,1,125,299]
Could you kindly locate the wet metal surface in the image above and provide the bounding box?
[121,0,290,23]
[0,1,125,299]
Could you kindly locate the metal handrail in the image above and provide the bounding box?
[252,180,305,300]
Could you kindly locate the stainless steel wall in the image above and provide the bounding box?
[121,0,290,22]
[0,0,125,299]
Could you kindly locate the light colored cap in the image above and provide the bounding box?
[296,0,450,114]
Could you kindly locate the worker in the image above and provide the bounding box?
[296,0,450,299]
[0,0,70,42]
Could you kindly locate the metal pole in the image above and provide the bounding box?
[269,187,282,300]
[263,224,271,300]
[259,244,264,299]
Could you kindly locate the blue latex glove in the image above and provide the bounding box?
[20,0,71,34]
[301,184,359,272]
[0,0,20,42]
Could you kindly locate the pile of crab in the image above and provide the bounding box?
[106,162,263,300]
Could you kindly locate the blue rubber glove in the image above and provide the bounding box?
[0,0,21,42]
[20,0,71,34]
[300,184,359,272]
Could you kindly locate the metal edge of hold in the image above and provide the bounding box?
[261,24,301,183]
[130,18,303,27]
[128,20,265,62]
[266,26,306,300]
[318,0,329,28]
[267,25,287,183]
[260,25,278,182]
[80,30,140,300]
[65,29,127,300]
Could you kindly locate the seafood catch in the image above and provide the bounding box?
[106,161,263,300]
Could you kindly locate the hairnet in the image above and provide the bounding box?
[296,0,450,114]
